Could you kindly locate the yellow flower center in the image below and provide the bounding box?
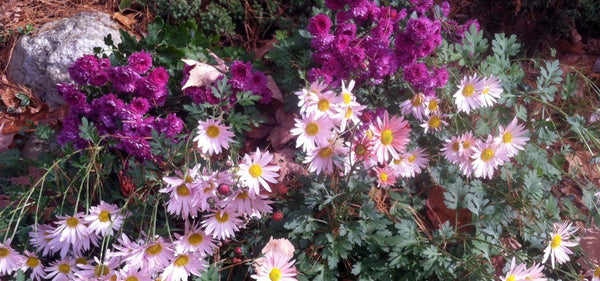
[428,100,438,111]
[317,99,330,112]
[429,116,441,129]
[506,275,516,281]
[393,158,402,165]
[269,268,282,281]
[76,257,87,265]
[58,263,71,274]
[145,243,163,256]
[379,172,388,182]
[26,256,39,268]
[342,93,351,104]
[412,95,423,106]
[125,277,139,281]
[206,125,220,138]
[452,142,460,152]
[0,248,8,258]
[188,233,204,245]
[462,84,475,97]
[185,175,193,183]
[305,122,319,136]
[174,255,189,267]
[502,132,513,143]
[94,264,110,277]
[365,129,374,139]
[318,147,333,158]
[345,107,353,119]
[98,210,111,223]
[482,87,490,95]
[215,212,229,223]
[176,184,190,196]
[594,267,600,277]
[204,182,215,193]
[480,148,494,162]
[551,234,562,249]
[110,275,117,281]
[380,129,393,145]
[355,144,366,156]
[66,217,79,228]
[408,155,417,163]
[237,191,249,200]
[463,140,471,149]
[248,164,263,178]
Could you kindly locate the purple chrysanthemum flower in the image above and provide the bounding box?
[109,66,140,93]
[307,14,332,36]
[128,50,153,74]
[68,55,100,85]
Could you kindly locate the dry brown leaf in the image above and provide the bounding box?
[181,59,225,90]
[8,166,45,185]
[500,235,522,252]
[578,226,600,270]
[272,150,308,182]
[267,108,296,150]
[253,38,277,60]
[266,75,283,102]
[566,151,600,180]
[0,103,69,134]
[0,122,16,152]
[113,12,137,29]
[425,185,473,233]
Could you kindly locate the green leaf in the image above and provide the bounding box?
[118,0,132,10]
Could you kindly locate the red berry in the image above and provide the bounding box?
[233,257,242,264]
[277,185,289,195]
[272,211,284,221]
[234,247,243,256]
[217,184,230,195]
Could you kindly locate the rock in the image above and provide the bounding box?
[7,12,122,108]
[594,58,600,73]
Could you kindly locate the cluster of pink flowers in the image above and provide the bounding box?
[441,118,529,179]
[182,60,273,105]
[291,80,430,187]
[306,0,448,94]
[58,51,184,161]
[454,74,503,113]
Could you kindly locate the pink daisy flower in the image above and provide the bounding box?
[29,224,56,257]
[160,168,201,218]
[116,268,152,281]
[395,147,429,178]
[174,222,216,256]
[495,118,529,157]
[454,74,483,114]
[44,257,76,281]
[523,262,546,281]
[251,253,297,281]
[74,253,119,280]
[84,201,124,236]
[296,80,328,114]
[420,113,447,134]
[470,136,509,179]
[238,149,280,195]
[290,112,334,152]
[202,208,243,240]
[370,110,411,163]
[374,165,397,188]
[0,239,25,277]
[248,195,274,219]
[161,252,208,281]
[441,132,476,165]
[336,80,366,131]
[400,93,427,121]
[21,250,44,281]
[501,257,528,281]
[424,95,442,116]
[138,237,175,273]
[304,87,341,118]
[479,75,503,107]
[304,140,348,175]
[346,135,376,171]
[49,213,96,257]
[193,118,235,155]
[542,221,578,269]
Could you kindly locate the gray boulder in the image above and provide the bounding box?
[7,12,122,108]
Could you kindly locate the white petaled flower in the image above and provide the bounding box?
[124,236,174,274]
[296,80,328,114]
[174,222,216,256]
[160,167,201,218]
[479,75,502,107]
[74,252,119,280]
[49,213,96,257]
[420,113,447,134]
[116,268,153,281]
[336,80,366,131]
[202,208,244,240]
[161,251,208,281]
[400,93,427,121]
[542,221,578,269]
[453,74,483,114]
[238,148,280,195]
[501,257,528,281]
[470,136,509,179]
[0,239,25,277]
[495,118,529,157]
[84,201,124,236]
[44,257,76,281]
[524,262,546,281]
[395,147,429,178]
[193,118,235,155]
[304,140,348,175]
[424,95,441,116]
[290,112,334,152]
[251,253,297,281]
[304,87,341,118]
[29,224,56,257]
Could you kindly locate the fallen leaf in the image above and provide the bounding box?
[181,59,226,90]
[566,151,600,180]
[272,149,308,183]
[0,103,69,135]
[578,226,600,271]
[425,185,473,233]
[8,166,45,185]
[267,108,296,150]
[0,122,15,152]
[253,38,277,60]
[113,12,137,29]
[266,75,283,102]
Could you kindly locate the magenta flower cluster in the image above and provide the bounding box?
[306,0,449,95]
[58,51,184,161]
[183,60,273,106]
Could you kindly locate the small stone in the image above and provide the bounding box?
[594,58,600,73]
[7,12,122,108]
